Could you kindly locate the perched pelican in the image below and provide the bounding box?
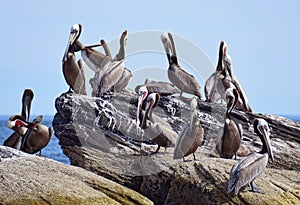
[173,97,204,161]
[135,79,180,96]
[204,41,227,103]
[3,89,34,149]
[140,93,178,153]
[222,52,252,112]
[227,118,274,195]
[62,24,88,95]
[63,24,107,72]
[95,38,132,93]
[7,115,52,155]
[94,30,128,96]
[161,32,202,99]
[216,88,241,159]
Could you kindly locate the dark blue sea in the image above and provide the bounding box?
[0,115,70,164]
[0,115,299,165]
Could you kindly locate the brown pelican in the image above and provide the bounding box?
[140,93,178,153]
[62,24,107,72]
[204,41,227,103]
[222,52,252,112]
[94,30,128,96]
[215,87,241,159]
[3,89,34,149]
[227,118,274,195]
[97,38,132,93]
[62,24,88,95]
[7,115,52,155]
[173,97,204,161]
[135,79,180,96]
[161,32,202,99]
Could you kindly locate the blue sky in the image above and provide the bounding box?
[1,1,299,116]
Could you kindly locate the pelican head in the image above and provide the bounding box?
[136,86,149,127]
[225,88,238,119]
[161,32,173,57]
[63,24,82,62]
[254,118,274,163]
[120,30,128,45]
[21,89,34,122]
[140,93,160,128]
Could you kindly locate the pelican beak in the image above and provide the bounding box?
[62,31,77,62]
[140,99,153,129]
[261,126,275,163]
[161,33,172,56]
[85,43,102,49]
[136,95,143,128]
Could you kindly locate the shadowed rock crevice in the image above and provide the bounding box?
[53,90,300,204]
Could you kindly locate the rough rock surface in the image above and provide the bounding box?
[53,90,300,204]
[0,146,153,205]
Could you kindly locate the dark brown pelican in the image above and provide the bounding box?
[227,118,274,195]
[204,41,227,103]
[173,97,204,161]
[135,79,180,96]
[222,52,252,112]
[161,32,202,99]
[215,88,241,159]
[7,115,52,155]
[95,30,128,96]
[3,89,34,149]
[62,24,88,95]
[140,93,178,153]
[63,24,107,72]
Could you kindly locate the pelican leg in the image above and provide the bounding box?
[180,91,183,97]
[154,145,161,153]
[249,182,264,194]
[193,153,197,161]
[39,150,42,156]
[183,157,186,162]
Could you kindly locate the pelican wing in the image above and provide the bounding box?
[228,153,268,195]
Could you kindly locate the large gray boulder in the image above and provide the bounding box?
[0,146,153,205]
[53,90,300,204]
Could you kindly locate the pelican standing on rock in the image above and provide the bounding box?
[140,93,178,153]
[161,32,202,99]
[173,97,204,161]
[62,24,89,95]
[215,88,242,159]
[7,115,52,155]
[3,89,34,149]
[64,24,107,72]
[227,118,274,195]
[95,30,128,96]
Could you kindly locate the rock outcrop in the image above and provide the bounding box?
[0,146,153,205]
[53,90,300,204]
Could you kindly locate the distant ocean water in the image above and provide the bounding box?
[0,114,299,165]
[0,115,70,164]
[279,115,300,122]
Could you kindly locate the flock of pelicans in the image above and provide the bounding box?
[2,24,275,197]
